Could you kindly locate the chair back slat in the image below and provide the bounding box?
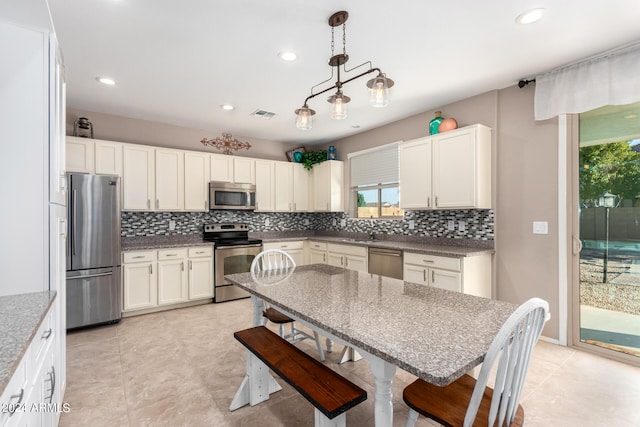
[251,249,296,274]
[464,298,549,427]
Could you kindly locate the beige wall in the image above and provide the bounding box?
[331,87,561,339]
[66,108,298,161]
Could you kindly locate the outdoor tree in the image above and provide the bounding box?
[357,193,366,207]
[579,141,640,205]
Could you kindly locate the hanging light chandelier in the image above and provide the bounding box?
[294,11,395,130]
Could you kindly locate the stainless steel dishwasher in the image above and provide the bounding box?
[368,247,403,280]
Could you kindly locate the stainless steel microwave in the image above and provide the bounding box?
[209,182,256,210]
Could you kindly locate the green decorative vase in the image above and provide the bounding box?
[429,111,443,135]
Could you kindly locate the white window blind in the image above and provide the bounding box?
[349,143,399,187]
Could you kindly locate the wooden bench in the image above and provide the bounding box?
[232,326,367,427]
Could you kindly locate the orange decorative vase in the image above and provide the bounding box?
[438,118,458,133]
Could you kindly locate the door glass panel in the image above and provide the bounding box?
[579,103,640,357]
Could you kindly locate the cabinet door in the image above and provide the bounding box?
[432,128,476,208]
[255,160,274,211]
[292,164,309,211]
[313,162,330,211]
[95,140,123,176]
[345,255,367,272]
[404,264,428,286]
[233,157,255,184]
[399,138,432,209]
[123,262,156,310]
[157,259,187,305]
[184,152,210,211]
[189,257,214,300]
[210,154,233,182]
[66,137,94,173]
[430,269,462,292]
[274,161,293,211]
[309,250,327,265]
[327,253,344,268]
[155,148,184,211]
[123,145,155,210]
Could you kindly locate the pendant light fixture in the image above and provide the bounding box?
[294,11,395,130]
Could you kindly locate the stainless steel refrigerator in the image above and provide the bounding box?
[66,173,121,329]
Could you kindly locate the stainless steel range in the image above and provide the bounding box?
[203,223,262,303]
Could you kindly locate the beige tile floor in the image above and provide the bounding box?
[61,298,640,427]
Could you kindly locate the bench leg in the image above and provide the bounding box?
[229,351,282,411]
[326,338,333,353]
[314,409,345,427]
[369,357,396,427]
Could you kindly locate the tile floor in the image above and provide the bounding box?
[61,299,640,426]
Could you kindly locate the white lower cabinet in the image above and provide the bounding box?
[188,247,214,299]
[403,252,491,298]
[0,302,60,427]
[308,241,327,265]
[262,241,305,266]
[123,246,213,315]
[327,243,367,272]
[157,248,188,305]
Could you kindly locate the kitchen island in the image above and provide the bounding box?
[225,264,516,426]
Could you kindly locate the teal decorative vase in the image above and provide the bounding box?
[429,111,443,135]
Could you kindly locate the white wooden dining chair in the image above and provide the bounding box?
[403,297,549,427]
[250,249,325,361]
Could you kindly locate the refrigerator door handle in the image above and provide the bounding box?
[72,188,77,256]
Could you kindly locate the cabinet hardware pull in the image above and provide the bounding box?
[156,199,159,209]
[42,328,52,339]
[133,255,145,259]
[423,269,426,281]
[427,197,430,208]
[189,260,192,270]
[281,245,288,248]
[46,366,56,403]
[181,261,184,271]
[435,196,438,207]
[345,258,349,267]
[323,253,326,262]
[423,259,434,263]
[341,256,344,266]
[150,264,153,274]
[166,254,177,257]
[147,199,150,209]
[432,270,435,282]
[8,389,24,415]
[196,251,204,254]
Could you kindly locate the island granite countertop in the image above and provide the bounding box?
[0,291,56,395]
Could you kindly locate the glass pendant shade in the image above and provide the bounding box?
[329,91,349,120]
[295,106,315,130]
[368,75,390,107]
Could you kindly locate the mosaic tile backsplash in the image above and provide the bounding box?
[121,209,494,240]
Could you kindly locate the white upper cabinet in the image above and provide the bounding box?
[123,144,155,210]
[95,139,123,176]
[274,161,293,211]
[49,40,66,206]
[399,138,432,209]
[210,153,233,182]
[233,157,255,184]
[255,160,275,211]
[313,160,344,212]
[155,148,184,211]
[399,124,492,210]
[292,163,310,212]
[66,136,95,173]
[184,151,210,211]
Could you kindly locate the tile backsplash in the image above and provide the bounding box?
[121,209,494,240]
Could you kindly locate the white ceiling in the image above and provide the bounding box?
[48,0,640,146]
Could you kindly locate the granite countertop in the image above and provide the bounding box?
[258,232,494,257]
[0,291,56,394]
[121,235,214,251]
[226,264,516,386]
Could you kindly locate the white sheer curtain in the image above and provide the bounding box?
[535,43,640,120]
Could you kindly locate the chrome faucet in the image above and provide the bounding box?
[369,230,376,240]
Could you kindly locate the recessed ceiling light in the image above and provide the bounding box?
[278,51,297,61]
[351,125,361,129]
[220,104,235,111]
[515,8,545,25]
[624,114,637,119]
[96,76,116,85]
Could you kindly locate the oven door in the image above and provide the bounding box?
[214,244,262,302]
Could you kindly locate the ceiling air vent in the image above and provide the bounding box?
[250,109,276,120]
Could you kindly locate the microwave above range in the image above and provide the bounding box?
[209,181,256,210]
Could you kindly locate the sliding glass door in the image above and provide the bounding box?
[577,103,640,359]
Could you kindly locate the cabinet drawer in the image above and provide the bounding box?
[327,243,367,257]
[404,252,461,271]
[308,241,327,251]
[158,248,187,260]
[123,251,155,263]
[188,246,213,258]
[264,241,305,251]
[0,356,26,425]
